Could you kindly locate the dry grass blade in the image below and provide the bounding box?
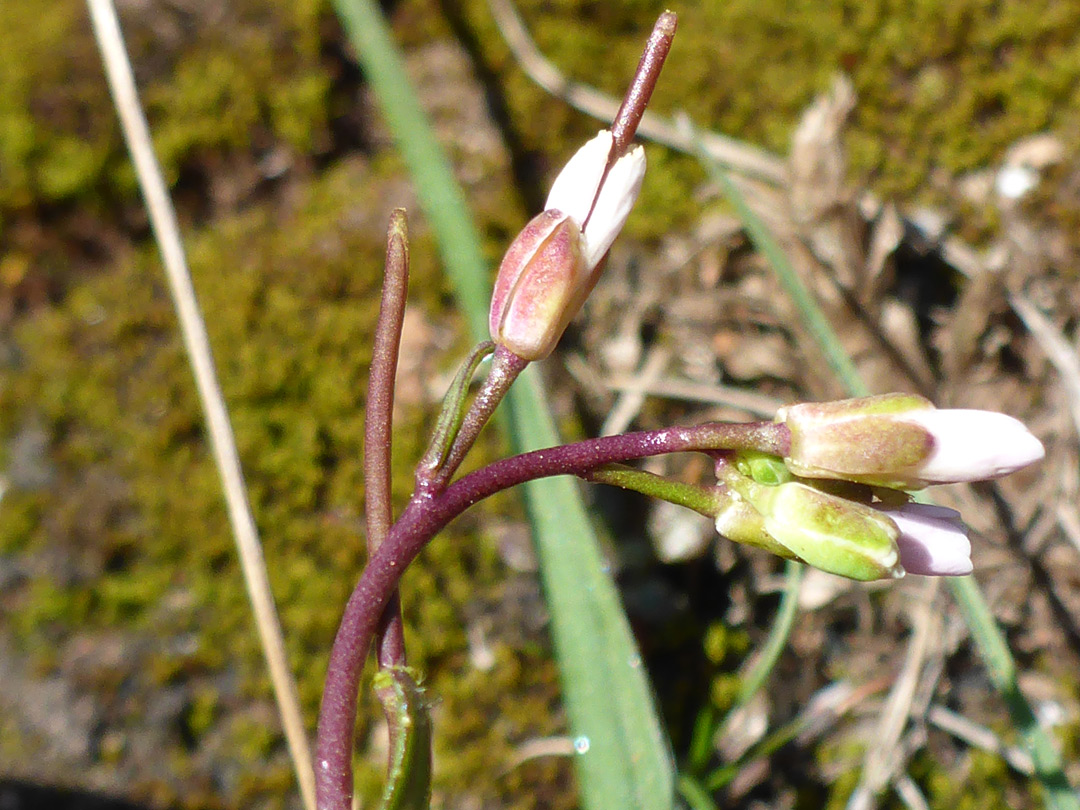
[85,2,316,808]
[893,773,931,810]
[928,704,1035,775]
[600,345,670,435]
[605,375,783,418]
[1008,291,1080,441]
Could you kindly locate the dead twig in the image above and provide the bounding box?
[1008,291,1080,442]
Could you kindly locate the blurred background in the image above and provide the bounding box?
[2,0,1079,808]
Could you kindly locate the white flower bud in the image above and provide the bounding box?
[490,130,646,361]
[778,394,1045,489]
[900,408,1045,484]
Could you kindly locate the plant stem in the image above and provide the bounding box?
[583,464,722,516]
[365,210,410,668]
[315,418,788,810]
[610,11,677,159]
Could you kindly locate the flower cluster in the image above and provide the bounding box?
[712,395,1044,580]
[484,126,1046,584]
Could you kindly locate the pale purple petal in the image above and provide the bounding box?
[882,503,972,576]
[904,409,1045,483]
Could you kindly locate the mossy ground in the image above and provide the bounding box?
[0,157,570,808]
[2,0,1079,807]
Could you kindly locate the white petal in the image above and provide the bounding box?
[543,132,646,271]
[905,409,1045,483]
[545,131,613,228]
[580,144,646,270]
[884,503,972,576]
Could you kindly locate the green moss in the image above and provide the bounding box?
[461,0,1080,210]
[0,0,333,213]
[0,0,113,209]
[0,160,564,808]
[914,747,1019,810]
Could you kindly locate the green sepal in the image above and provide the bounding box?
[756,483,902,581]
[417,341,495,477]
[373,666,432,810]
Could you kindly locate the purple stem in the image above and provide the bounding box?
[610,11,677,158]
[315,418,788,810]
[364,210,409,667]
[583,11,677,233]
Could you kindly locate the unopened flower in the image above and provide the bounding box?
[489,131,646,361]
[778,394,1045,489]
[880,502,972,577]
[754,481,903,581]
[488,210,587,360]
[715,458,902,581]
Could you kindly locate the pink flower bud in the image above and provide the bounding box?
[880,503,972,577]
[778,394,1045,489]
[488,210,588,361]
[488,130,646,361]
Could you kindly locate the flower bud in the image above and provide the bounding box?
[714,496,800,561]
[489,130,646,361]
[778,394,1045,489]
[881,503,972,576]
[716,458,903,580]
[488,210,588,360]
[756,482,903,581]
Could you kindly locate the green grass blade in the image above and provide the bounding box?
[690,132,867,397]
[733,559,804,708]
[505,369,674,809]
[950,576,1079,810]
[330,0,489,338]
[331,1,673,806]
[691,128,1077,810]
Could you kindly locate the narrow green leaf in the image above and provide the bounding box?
[506,370,674,809]
[331,1,674,807]
[373,667,432,810]
[418,340,495,476]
